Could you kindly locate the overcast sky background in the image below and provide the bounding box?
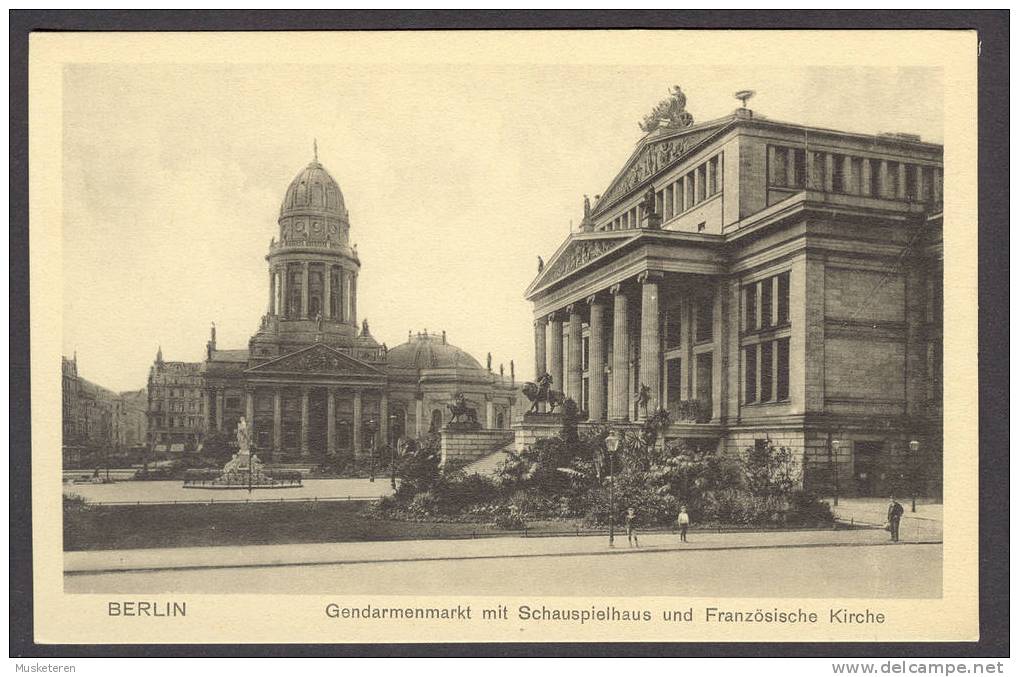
[62,63,942,391]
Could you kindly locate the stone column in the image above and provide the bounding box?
[273,390,282,451]
[878,160,890,198]
[245,389,254,427]
[547,312,564,395]
[533,317,547,378]
[326,388,336,455]
[351,274,358,326]
[823,153,834,192]
[566,304,583,402]
[352,390,363,457]
[897,162,907,199]
[638,271,664,417]
[323,266,332,320]
[280,265,289,318]
[805,151,816,190]
[301,262,310,318]
[415,397,424,438]
[268,269,276,315]
[215,389,224,431]
[300,387,309,455]
[379,390,389,448]
[861,159,873,196]
[610,284,630,420]
[587,293,607,421]
[485,396,495,429]
[842,155,855,194]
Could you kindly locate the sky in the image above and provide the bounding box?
[62,62,942,391]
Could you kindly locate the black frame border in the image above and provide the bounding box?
[9,9,1009,659]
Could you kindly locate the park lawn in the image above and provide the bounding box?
[63,500,588,551]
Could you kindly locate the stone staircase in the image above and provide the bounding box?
[461,437,518,476]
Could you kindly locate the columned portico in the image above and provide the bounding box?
[610,283,630,421]
[566,304,583,402]
[587,294,607,420]
[326,388,336,454]
[352,389,363,457]
[547,312,564,394]
[638,270,664,417]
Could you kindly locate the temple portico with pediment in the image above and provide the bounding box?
[526,88,945,496]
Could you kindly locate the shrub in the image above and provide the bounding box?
[493,511,526,530]
[738,440,800,497]
[787,490,835,525]
[407,491,439,516]
[584,473,679,527]
[700,489,786,526]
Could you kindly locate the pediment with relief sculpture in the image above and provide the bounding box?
[594,120,730,215]
[245,343,384,377]
[527,234,636,295]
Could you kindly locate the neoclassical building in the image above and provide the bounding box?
[526,89,943,496]
[152,148,517,460]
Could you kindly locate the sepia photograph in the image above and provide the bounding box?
[19,24,989,648]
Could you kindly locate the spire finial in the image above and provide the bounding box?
[313,138,318,162]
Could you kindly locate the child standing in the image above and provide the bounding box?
[625,507,639,547]
[677,506,690,543]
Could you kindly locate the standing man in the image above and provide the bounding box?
[887,496,904,542]
[677,506,690,543]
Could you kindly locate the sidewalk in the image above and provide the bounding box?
[65,526,938,575]
[826,497,943,541]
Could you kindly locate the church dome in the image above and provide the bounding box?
[279,160,347,220]
[386,332,485,372]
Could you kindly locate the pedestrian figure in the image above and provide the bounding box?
[625,507,639,548]
[677,505,690,543]
[887,496,904,542]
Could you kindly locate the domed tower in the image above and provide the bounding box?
[249,144,379,362]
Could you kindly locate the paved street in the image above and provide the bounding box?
[66,526,941,598]
[62,478,393,504]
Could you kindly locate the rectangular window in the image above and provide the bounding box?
[771,147,787,186]
[696,297,713,343]
[582,336,590,371]
[709,156,719,195]
[696,164,707,203]
[666,306,681,349]
[777,272,790,325]
[760,341,774,402]
[686,172,695,207]
[676,178,685,213]
[664,184,674,218]
[744,346,758,403]
[656,190,664,216]
[792,148,806,187]
[697,221,706,232]
[831,154,845,193]
[761,278,773,329]
[776,338,790,401]
[745,283,757,332]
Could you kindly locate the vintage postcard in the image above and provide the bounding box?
[28,28,978,645]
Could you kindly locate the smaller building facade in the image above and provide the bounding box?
[61,354,148,465]
[146,347,206,453]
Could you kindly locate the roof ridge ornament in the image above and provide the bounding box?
[639,85,694,133]
[313,138,318,162]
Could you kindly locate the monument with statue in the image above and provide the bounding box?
[182,417,302,490]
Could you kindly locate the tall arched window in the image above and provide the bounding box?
[308,267,323,318]
[329,268,341,319]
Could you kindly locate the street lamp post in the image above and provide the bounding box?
[908,439,920,512]
[605,430,621,548]
[831,438,841,507]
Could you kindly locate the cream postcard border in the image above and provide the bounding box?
[28,29,979,644]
